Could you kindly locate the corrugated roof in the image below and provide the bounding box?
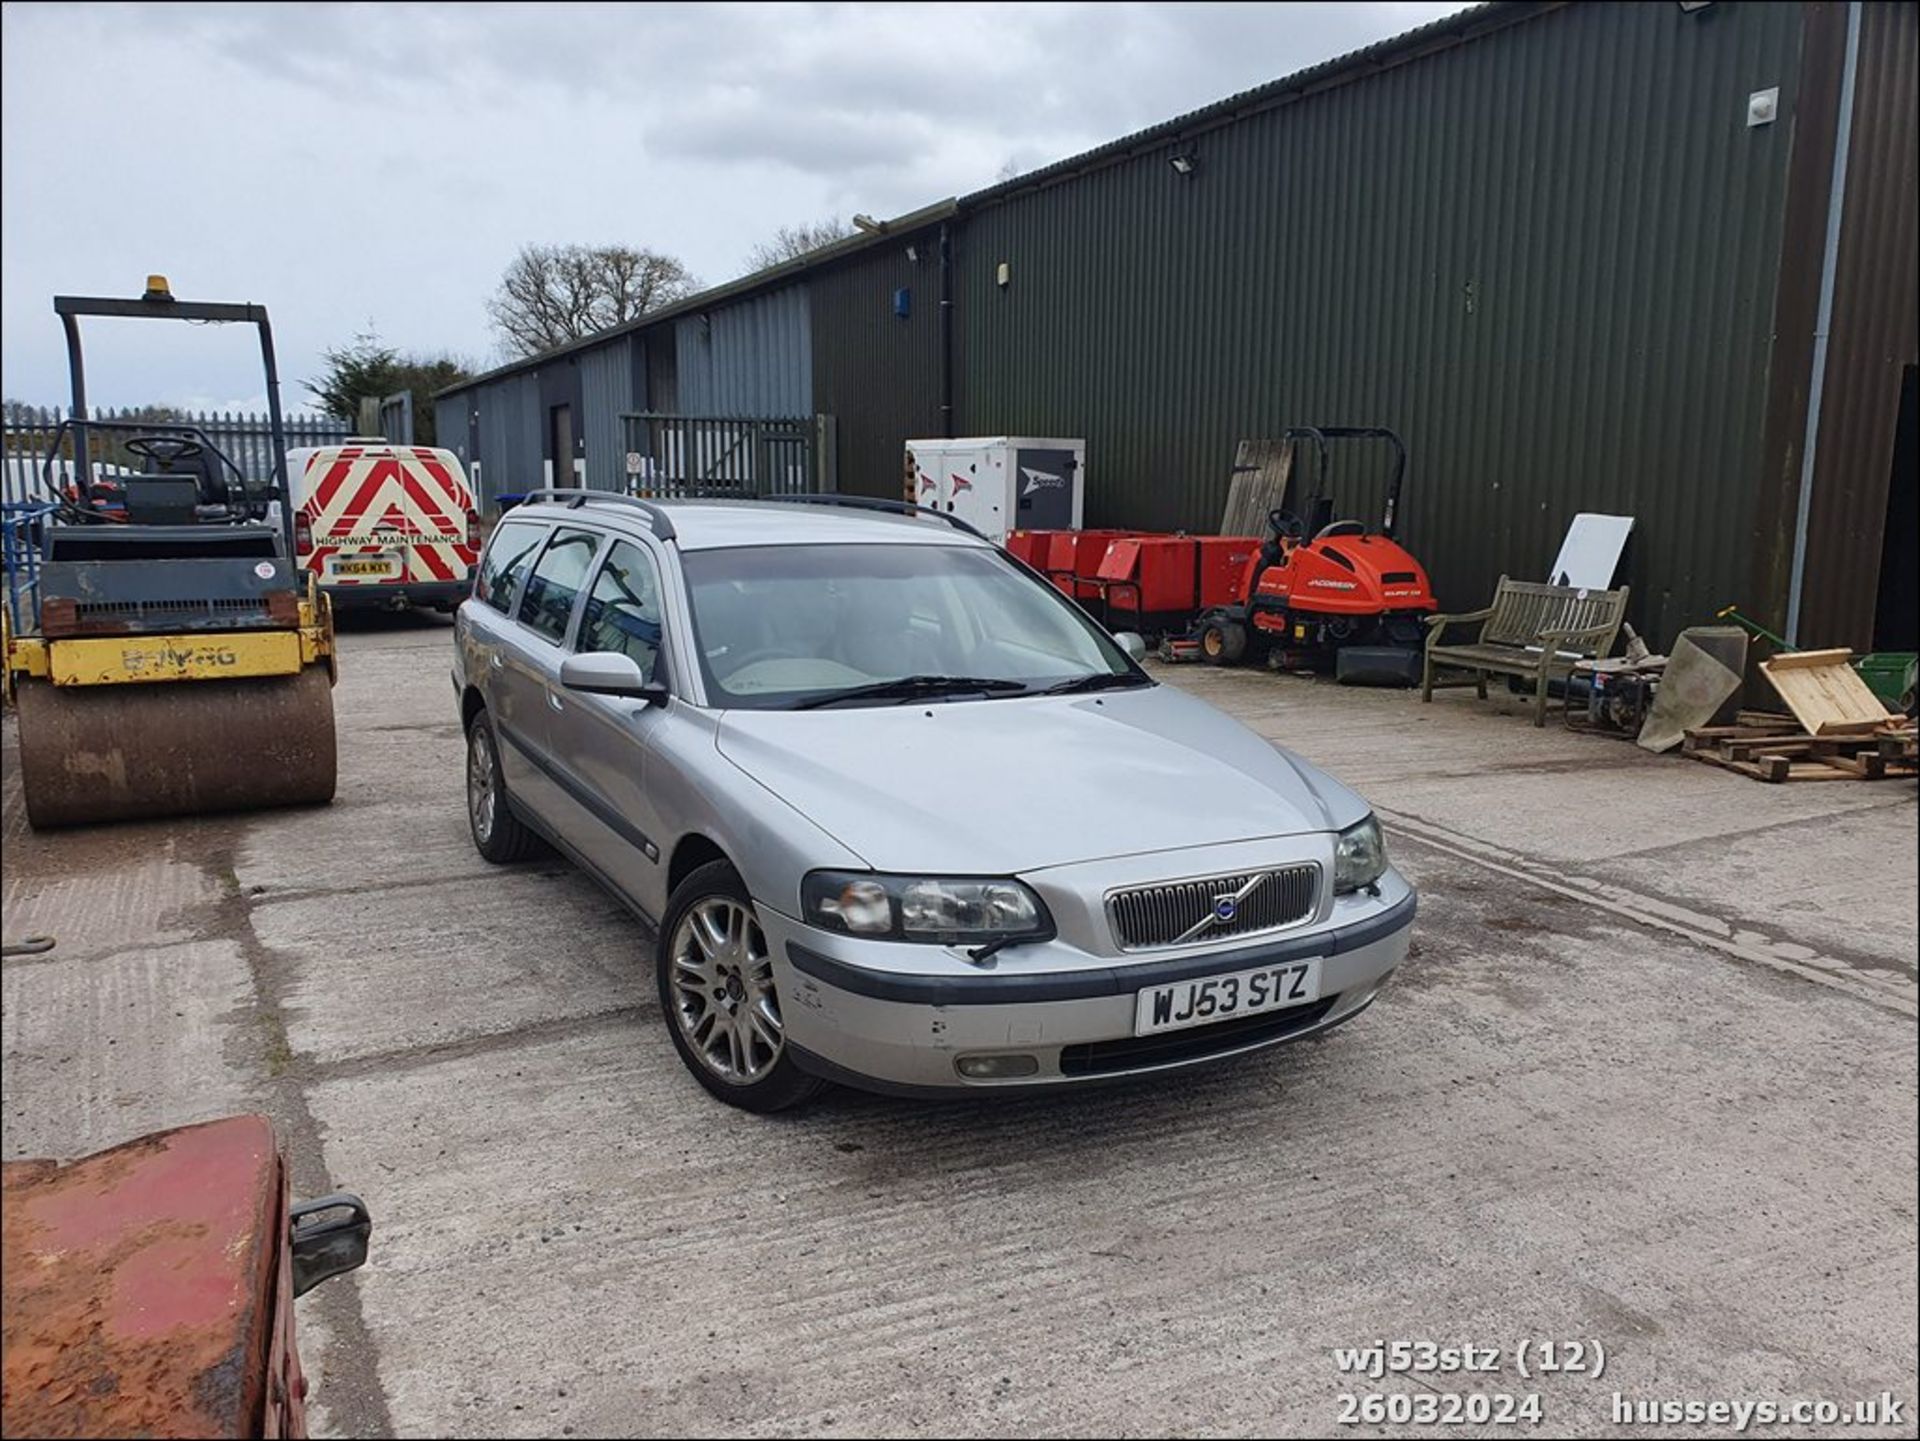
[437,199,957,398]
[961,3,1545,206]
[441,1,1550,401]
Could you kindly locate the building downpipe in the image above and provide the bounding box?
[1785,0,1862,644]
[939,222,955,438]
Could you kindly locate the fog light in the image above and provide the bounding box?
[955,1053,1040,1080]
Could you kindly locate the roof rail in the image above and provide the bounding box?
[519,488,678,541]
[755,493,989,541]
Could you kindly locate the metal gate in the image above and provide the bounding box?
[618,413,831,498]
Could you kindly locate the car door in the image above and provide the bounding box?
[494,524,605,830]
[461,517,556,806]
[542,536,674,911]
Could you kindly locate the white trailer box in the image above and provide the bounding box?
[904,437,1084,543]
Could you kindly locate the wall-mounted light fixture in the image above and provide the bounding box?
[1169,147,1198,177]
[905,243,920,263]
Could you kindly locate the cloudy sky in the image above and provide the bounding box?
[2,1,1466,414]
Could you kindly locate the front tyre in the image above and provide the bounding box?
[657,860,824,1112]
[1200,618,1249,666]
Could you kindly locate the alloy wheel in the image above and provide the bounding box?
[669,898,784,1084]
[468,727,497,844]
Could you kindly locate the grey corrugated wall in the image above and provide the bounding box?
[435,396,469,467]
[674,287,812,416]
[578,338,636,490]
[461,372,546,505]
[952,0,1810,645]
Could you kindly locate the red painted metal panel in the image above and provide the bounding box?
[1196,536,1263,609]
[2,1116,284,1439]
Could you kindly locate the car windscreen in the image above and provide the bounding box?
[680,542,1141,710]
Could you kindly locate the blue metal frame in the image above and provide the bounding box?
[2,500,56,631]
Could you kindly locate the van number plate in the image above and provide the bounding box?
[1133,958,1321,1036]
[331,554,399,578]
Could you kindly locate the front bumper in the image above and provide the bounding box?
[763,870,1414,1096]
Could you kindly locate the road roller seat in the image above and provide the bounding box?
[123,433,240,515]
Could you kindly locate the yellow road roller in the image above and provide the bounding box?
[2,279,337,828]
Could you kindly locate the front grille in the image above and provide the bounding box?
[77,598,263,621]
[62,597,273,636]
[1060,996,1338,1076]
[1107,864,1319,950]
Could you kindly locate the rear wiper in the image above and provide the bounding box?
[1037,672,1150,696]
[792,675,1031,710]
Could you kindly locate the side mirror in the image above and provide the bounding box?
[290,1192,371,1297]
[560,651,668,704]
[1114,631,1149,662]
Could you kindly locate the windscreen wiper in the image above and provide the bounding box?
[792,675,1031,710]
[1038,672,1150,696]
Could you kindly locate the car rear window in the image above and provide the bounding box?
[474,520,546,615]
[518,528,602,644]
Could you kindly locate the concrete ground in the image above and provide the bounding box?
[2,615,1914,1439]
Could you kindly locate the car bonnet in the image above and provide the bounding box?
[713,682,1365,875]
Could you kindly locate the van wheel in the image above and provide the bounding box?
[465,711,540,863]
[1200,619,1248,666]
[657,860,824,1113]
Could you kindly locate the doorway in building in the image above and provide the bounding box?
[550,404,575,488]
[1873,364,1917,652]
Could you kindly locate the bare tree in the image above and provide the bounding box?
[744,217,855,273]
[488,244,699,357]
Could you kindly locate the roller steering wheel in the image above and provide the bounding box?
[1315,519,1367,540]
[1267,508,1305,541]
[123,434,207,467]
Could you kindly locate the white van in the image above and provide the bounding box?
[285,441,478,610]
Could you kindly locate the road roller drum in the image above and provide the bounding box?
[15,666,336,829]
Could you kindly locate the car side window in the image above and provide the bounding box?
[577,540,667,684]
[518,528,602,645]
[474,519,547,615]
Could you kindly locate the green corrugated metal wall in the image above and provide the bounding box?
[810,236,947,501]
[946,0,1810,645]
[1800,1,1919,649]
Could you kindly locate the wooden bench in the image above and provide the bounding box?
[1422,576,1631,726]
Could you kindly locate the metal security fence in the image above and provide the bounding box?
[1,404,352,506]
[618,413,832,498]
[1,404,350,629]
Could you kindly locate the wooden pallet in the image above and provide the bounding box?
[1759,648,1897,736]
[1879,724,1918,771]
[1681,720,1900,782]
[1219,439,1294,537]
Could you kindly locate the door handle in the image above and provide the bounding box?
[488,652,504,671]
[547,689,565,712]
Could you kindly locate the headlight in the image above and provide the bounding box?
[803,871,1052,944]
[1333,815,1387,894]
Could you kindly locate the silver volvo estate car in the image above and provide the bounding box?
[454,493,1414,1111]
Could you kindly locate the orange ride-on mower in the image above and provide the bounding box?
[1189,426,1436,684]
